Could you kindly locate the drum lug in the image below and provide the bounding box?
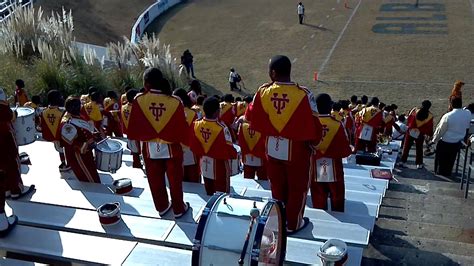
[192,239,201,250]
[251,248,260,260]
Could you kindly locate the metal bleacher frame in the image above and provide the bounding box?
[0,0,32,22]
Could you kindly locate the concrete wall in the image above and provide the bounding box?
[131,0,183,43]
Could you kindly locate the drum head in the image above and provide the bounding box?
[253,200,287,266]
[14,107,34,116]
[97,139,122,152]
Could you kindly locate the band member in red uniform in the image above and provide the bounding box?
[173,88,200,183]
[330,101,343,122]
[0,89,35,200]
[355,97,383,152]
[41,90,69,170]
[80,86,98,105]
[382,105,400,137]
[189,97,237,195]
[103,91,123,137]
[245,55,322,233]
[81,92,105,134]
[311,94,352,212]
[61,97,101,183]
[400,100,433,169]
[120,86,132,106]
[14,79,29,107]
[121,89,142,169]
[127,68,190,218]
[238,120,267,180]
[0,89,19,237]
[340,100,355,145]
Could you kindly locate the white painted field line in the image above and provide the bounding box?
[318,0,362,76]
[322,79,474,87]
[470,0,474,17]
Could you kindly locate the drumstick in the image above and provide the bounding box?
[238,202,260,265]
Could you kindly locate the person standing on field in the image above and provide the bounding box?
[297,2,305,24]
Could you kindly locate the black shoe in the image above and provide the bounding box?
[59,163,71,172]
[0,215,18,238]
[11,185,35,200]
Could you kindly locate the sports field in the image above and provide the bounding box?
[147,0,474,120]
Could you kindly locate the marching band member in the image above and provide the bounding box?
[14,79,29,107]
[311,94,352,212]
[382,105,400,137]
[0,89,35,200]
[80,86,98,105]
[238,120,267,180]
[340,100,355,145]
[121,89,143,169]
[173,88,200,183]
[348,95,357,110]
[399,100,433,169]
[189,97,237,195]
[61,97,101,183]
[81,91,106,136]
[331,101,343,122]
[127,68,190,218]
[24,95,42,130]
[355,97,383,152]
[103,91,123,137]
[245,55,322,233]
[220,94,236,127]
[41,90,69,171]
[188,80,202,105]
[191,95,205,119]
[120,86,132,106]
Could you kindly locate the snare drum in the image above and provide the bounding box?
[192,193,287,266]
[95,139,123,173]
[97,202,121,225]
[11,107,36,145]
[230,144,242,176]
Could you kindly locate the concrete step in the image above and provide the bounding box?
[373,218,474,245]
[362,243,474,265]
[387,181,474,199]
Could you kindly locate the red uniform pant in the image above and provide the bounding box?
[267,144,311,231]
[0,133,23,194]
[64,148,101,183]
[183,164,201,183]
[106,117,123,137]
[243,164,268,180]
[143,156,186,215]
[203,159,230,196]
[0,171,6,213]
[311,181,345,212]
[401,135,424,165]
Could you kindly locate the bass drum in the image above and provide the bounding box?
[95,139,123,173]
[192,193,287,266]
[11,107,37,146]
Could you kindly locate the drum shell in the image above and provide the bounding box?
[193,193,286,266]
[95,140,123,172]
[97,202,121,225]
[112,178,133,195]
[11,107,37,146]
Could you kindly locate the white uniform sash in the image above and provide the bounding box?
[200,156,215,180]
[315,157,335,182]
[359,124,373,141]
[182,146,196,166]
[147,142,171,159]
[267,136,290,161]
[244,154,262,167]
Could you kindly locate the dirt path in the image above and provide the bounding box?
[37,0,154,46]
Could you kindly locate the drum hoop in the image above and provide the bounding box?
[192,192,226,266]
[250,199,287,266]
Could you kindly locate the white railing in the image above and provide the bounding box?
[0,0,32,22]
[130,0,183,43]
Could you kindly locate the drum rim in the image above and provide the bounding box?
[12,106,35,115]
[250,199,287,266]
[192,192,225,266]
[96,139,123,152]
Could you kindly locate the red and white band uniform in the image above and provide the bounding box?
[189,118,237,195]
[235,101,248,117]
[341,109,355,145]
[127,89,188,215]
[400,108,433,165]
[219,101,237,140]
[238,121,267,180]
[41,106,66,165]
[60,116,101,183]
[103,97,123,137]
[121,101,142,168]
[81,101,104,132]
[0,102,25,196]
[310,115,352,212]
[245,82,322,231]
[355,106,383,152]
[183,107,200,183]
